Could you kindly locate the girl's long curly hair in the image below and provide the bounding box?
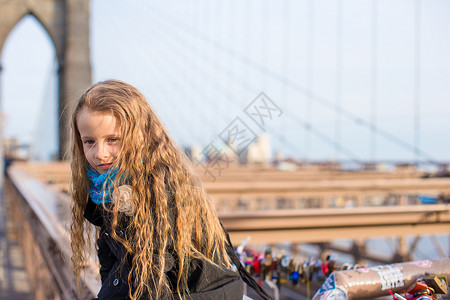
[70,79,230,299]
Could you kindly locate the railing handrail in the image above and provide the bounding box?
[7,165,100,299]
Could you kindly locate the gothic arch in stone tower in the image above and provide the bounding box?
[0,0,92,158]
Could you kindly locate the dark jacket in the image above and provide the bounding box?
[84,199,244,300]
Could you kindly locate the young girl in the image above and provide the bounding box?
[70,80,252,300]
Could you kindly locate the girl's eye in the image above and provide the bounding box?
[108,137,120,143]
[84,140,95,145]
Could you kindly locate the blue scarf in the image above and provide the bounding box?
[87,165,119,204]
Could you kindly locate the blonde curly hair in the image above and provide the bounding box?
[70,79,230,299]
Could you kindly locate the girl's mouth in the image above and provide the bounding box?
[98,163,112,170]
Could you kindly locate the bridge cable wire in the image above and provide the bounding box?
[143,6,261,107]
[146,7,306,158]
[140,31,191,144]
[100,2,207,147]
[143,21,208,145]
[31,55,58,160]
[414,0,421,164]
[118,2,432,163]
[142,7,242,133]
[145,6,330,158]
[138,7,260,125]
[280,0,291,151]
[120,3,206,146]
[148,5,360,161]
[143,5,362,160]
[261,0,270,89]
[284,113,361,163]
[144,6,309,158]
[306,0,314,162]
[335,0,343,162]
[189,0,202,143]
[126,3,269,151]
[134,3,196,145]
[370,0,378,162]
[146,3,437,164]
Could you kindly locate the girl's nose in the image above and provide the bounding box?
[95,142,107,159]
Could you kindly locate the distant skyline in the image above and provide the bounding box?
[1,0,450,163]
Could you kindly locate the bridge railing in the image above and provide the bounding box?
[4,162,450,298]
[5,166,99,300]
[13,162,450,213]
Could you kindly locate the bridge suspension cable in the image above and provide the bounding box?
[371,0,378,162]
[145,7,307,158]
[31,55,58,160]
[143,5,356,160]
[135,4,370,161]
[306,0,314,161]
[336,0,343,161]
[414,0,421,164]
[142,3,437,163]
[109,2,439,164]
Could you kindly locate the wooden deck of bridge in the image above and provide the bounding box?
[10,161,439,192]
[9,161,450,245]
[14,161,426,183]
[0,185,32,299]
[14,161,450,209]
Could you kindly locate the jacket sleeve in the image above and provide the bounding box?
[84,199,132,299]
[84,198,104,227]
[97,229,117,283]
[96,228,132,299]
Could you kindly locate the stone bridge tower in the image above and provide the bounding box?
[0,0,92,159]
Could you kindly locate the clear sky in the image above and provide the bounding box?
[1,0,450,164]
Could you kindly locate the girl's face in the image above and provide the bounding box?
[77,109,121,174]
